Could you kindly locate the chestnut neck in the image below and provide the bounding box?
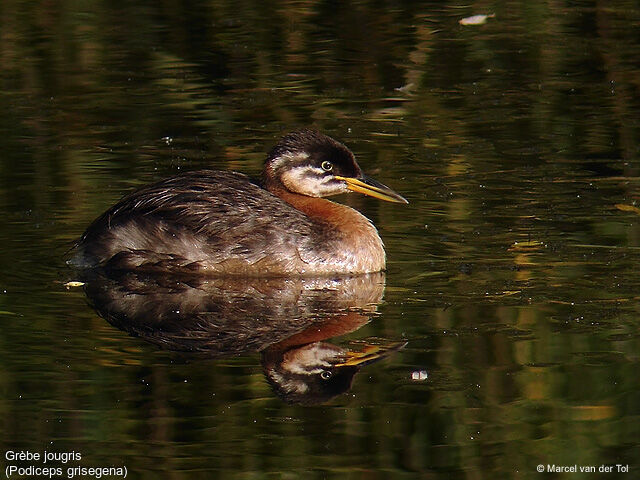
[263,179,386,274]
[265,183,357,228]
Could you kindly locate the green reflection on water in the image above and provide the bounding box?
[1,1,639,478]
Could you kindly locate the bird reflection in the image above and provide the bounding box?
[79,269,404,404]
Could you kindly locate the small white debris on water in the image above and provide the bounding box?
[411,370,428,381]
[459,13,495,25]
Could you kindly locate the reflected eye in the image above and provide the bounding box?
[320,370,333,380]
[321,161,333,172]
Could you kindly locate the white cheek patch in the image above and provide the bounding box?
[281,165,347,197]
[270,152,309,171]
[267,368,310,394]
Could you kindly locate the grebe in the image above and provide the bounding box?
[72,130,407,275]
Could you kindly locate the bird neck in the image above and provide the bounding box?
[267,185,386,273]
[268,186,369,233]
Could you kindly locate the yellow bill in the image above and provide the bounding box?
[335,175,408,204]
[334,341,407,367]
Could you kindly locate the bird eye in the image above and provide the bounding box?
[321,161,333,172]
[320,370,333,380]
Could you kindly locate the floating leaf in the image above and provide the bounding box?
[508,240,545,252]
[615,203,640,215]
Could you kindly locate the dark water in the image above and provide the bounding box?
[1,1,639,478]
